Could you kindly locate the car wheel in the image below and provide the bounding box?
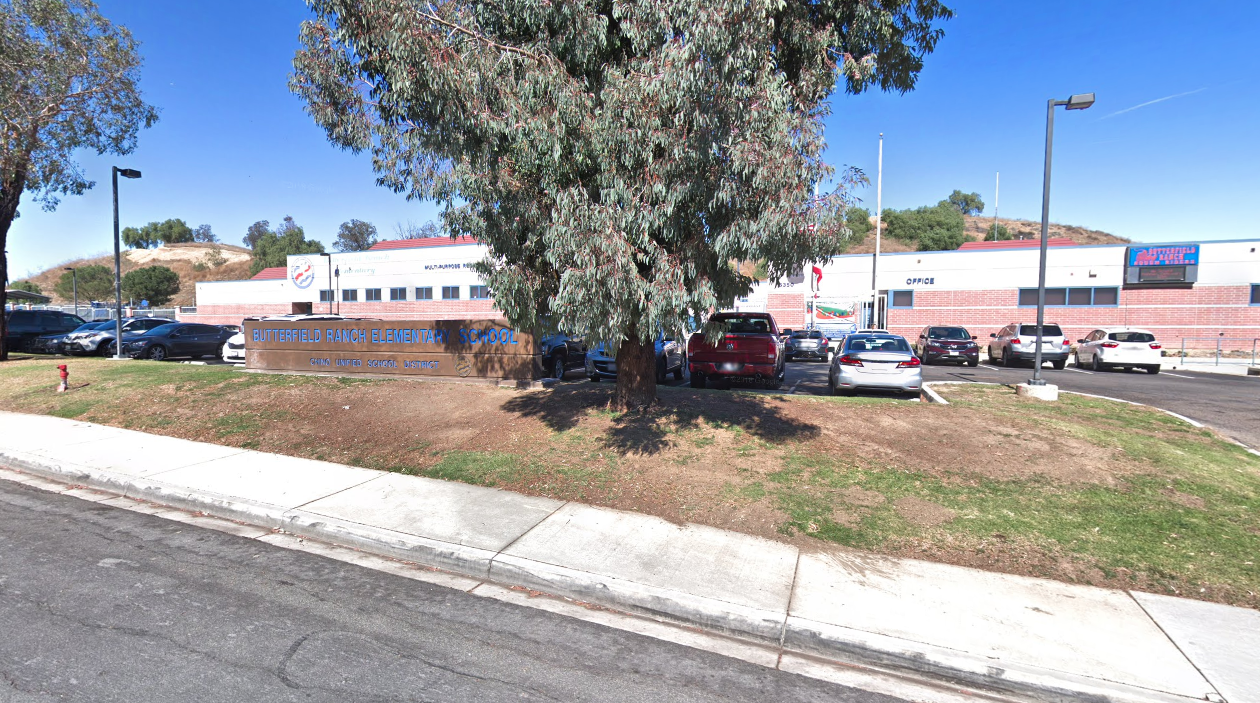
[146,345,167,361]
[656,360,667,384]
[1145,365,1160,374]
[784,353,792,362]
[673,366,684,381]
[1074,352,1082,368]
[1002,349,1012,367]
[549,353,566,380]
[690,372,706,389]
[967,359,978,367]
[98,342,114,357]
[1051,359,1065,370]
[1091,354,1101,372]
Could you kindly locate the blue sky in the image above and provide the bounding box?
[9,0,1259,277]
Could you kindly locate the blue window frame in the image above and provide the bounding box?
[1018,287,1118,307]
[1252,284,1260,305]
[889,290,914,308]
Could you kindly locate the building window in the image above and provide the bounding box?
[319,290,333,302]
[1252,284,1260,305]
[389,287,407,301]
[416,287,433,301]
[1018,287,1119,307]
[442,285,460,300]
[342,289,358,302]
[469,285,491,300]
[365,288,382,302]
[889,290,914,308]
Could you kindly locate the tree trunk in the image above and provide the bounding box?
[0,171,25,362]
[614,333,657,411]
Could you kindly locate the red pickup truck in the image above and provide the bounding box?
[687,312,786,389]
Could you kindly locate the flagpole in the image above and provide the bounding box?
[872,133,883,328]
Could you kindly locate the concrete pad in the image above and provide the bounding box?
[139,450,380,512]
[1132,591,1259,703]
[785,552,1212,699]
[0,411,124,453]
[494,503,798,640]
[27,432,247,478]
[294,472,564,577]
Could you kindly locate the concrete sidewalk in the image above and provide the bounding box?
[1,411,1255,703]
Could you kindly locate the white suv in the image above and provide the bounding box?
[987,322,1071,369]
[1074,327,1162,374]
[221,313,345,363]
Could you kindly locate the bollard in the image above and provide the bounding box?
[56,364,69,393]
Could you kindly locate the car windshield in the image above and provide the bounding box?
[1109,331,1155,343]
[846,336,911,353]
[791,330,824,339]
[715,316,772,334]
[70,322,102,333]
[1019,324,1063,337]
[928,327,970,340]
[146,323,182,336]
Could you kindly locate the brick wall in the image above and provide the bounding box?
[181,300,502,327]
[888,285,1260,350]
[766,291,805,328]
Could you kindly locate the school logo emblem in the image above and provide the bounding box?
[289,256,316,289]
[455,354,472,378]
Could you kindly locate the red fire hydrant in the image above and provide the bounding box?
[57,364,69,393]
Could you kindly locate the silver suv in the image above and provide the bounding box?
[987,322,1070,369]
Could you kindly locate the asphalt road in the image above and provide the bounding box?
[0,481,902,703]
[602,357,1260,450]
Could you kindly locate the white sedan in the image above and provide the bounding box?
[1074,327,1163,374]
[221,332,245,363]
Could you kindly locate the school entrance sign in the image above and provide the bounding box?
[244,319,539,380]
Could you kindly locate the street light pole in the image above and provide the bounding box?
[111,166,141,359]
[871,133,883,328]
[1030,94,1093,386]
[64,267,77,318]
[319,253,333,313]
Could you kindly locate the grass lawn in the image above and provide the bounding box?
[1,357,1257,608]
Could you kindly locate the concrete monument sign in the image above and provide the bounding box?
[245,319,539,380]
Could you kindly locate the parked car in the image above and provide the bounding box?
[585,334,686,383]
[4,309,87,353]
[914,325,980,367]
[540,331,587,380]
[66,317,175,356]
[785,329,830,362]
[1075,327,1162,374]
[987,322,1070,369]
[856,328,889,334]
[29,320,107,355]
[686,312,785,389]
[123,323,236,361]
[828,333,922,397]
[222,314,345,363]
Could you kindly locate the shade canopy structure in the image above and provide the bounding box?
[5,289,52,304]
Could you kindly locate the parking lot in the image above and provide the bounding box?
[623,357,1260,450]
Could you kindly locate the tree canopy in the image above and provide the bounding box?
[0,0,158,358]
[844,206,873,240]
[9,280,40,295]
[121,264,180,306]
[121,218,194,248]
[395,220,443,240]
[291,0,951,406]
[242,220,270,249]
[54,263,113,301]
[248,216,325,275]
[944,190,984,216]
[985,222,1012,241]
[192,224,217,243]
[334,218,378,251]
[882,204,966,252]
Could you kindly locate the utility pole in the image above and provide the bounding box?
[871,133,883,328]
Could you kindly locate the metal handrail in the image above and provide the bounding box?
[1178,336,1259,366]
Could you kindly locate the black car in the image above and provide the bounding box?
[785,329,831,361]
[539,331,587,379]
[3,309,86,353]
[914,325,980,367]
[122,323,236,361]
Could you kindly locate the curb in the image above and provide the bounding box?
[0,442,1219,703]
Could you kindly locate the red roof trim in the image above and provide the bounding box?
[250,267,288,280]
[958,238,1077,250]
[368,235,481,251]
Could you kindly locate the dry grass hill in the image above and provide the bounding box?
[18,242,253,308]
[844,215,1129,254]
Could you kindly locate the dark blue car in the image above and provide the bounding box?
[122,323,236,361]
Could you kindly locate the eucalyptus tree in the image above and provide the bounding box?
[0,0,158,359]
[292,0,950,407]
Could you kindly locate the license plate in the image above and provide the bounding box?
[948,351,957,356]
[719,362,743,372]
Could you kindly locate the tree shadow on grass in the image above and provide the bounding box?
[500,385,820,456]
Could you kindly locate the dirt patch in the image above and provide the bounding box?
[893,497,956,527]
[1163,489,1206,509]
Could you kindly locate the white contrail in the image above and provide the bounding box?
[1100,87,1209,119]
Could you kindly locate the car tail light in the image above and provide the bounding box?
[1149,343,1162,349]
[1062,339,1071,346]
[1010,338,1021,344]
[897,356,922,368]
[767,340,777,359]
[838,354,863,366]
[1101,342,1119,348]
